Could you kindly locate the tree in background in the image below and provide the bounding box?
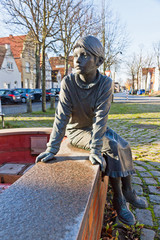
[153,41,160,69]
[135,48,143,90]
[53,0,100,76]
[0,0,62,112]
[143,53,154,92]
[100,0,129,73]
[126,53,137,93]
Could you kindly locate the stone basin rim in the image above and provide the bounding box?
[0,127,52,136]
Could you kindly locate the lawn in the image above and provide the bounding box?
[1,102,160,162]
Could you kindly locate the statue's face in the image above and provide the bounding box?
[73,47,97,75]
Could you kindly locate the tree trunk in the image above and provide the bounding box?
[64,54,68,76]
[35,43,41,88]
[132,74,135,94]
[42,40,46,112]
[137,72,139,90]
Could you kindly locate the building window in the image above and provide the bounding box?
[56,65,64,68]
[25,62,30,73]
[33,64,36,74]
[25,79,29,88]
[5,83,10,89]
[14,81,18,88]
[7,62,13,70]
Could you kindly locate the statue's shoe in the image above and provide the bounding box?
[113,196,135,226]
[122,189,148,209]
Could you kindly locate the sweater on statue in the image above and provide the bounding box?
[46,71,135,177]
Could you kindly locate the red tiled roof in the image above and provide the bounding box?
[0,45,6,69]
[142,68,155,75]
[49,56,74,77]
[0,35,26,72]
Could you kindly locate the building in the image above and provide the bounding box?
[49,56,74,87]
[44,54,52,89]
[138,67,160,92]
[0,44,21,88]
[0,34,36,88]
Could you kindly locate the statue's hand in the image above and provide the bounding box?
[35,152,55,163]
[89,153,106,172]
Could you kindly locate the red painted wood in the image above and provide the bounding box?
[0,134,50,164]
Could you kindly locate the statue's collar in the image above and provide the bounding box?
[75,70,100,89]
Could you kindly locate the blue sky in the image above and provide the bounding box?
[93,0,160,82]
[1,0,160,53]
[1,0,160,83]
[104,0,160,53]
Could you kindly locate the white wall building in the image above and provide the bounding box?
[154,67,160,91]
[0,44,21,89]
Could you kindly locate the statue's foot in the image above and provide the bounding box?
[122,189,148,209]
[113,196,135,226]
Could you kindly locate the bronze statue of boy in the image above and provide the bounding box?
[36,35,147,225]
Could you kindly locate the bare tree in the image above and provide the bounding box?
[100,1,129,72]
[135,48,144,90]
[153,41,160,69]
[143,53,154,92]
[53,0,100,76]
[0,0,62,112]
[126,53,137,93]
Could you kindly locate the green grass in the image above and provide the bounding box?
[109,102,160,114]
[1,103,160,162]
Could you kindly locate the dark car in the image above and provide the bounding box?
[0,89,21,104]
[32,89,43,102]
[32,89,50,102]
[46,88,60,101]
[14,88,34,103]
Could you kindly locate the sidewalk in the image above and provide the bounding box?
[101,102,160,239]
[131,159,160,240]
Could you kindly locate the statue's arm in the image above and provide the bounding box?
[36,78,72,163]
[89,78,112,170]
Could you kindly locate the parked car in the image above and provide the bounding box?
[0,89,21,104]
[137,89,145,95]
[32,89,43,102]
[14,88,34,103]
[32,89,50,102]
[46,88,60,101]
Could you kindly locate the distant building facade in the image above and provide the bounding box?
[49,56,74,88]
[0,44,21,89]
[0,34,36,88]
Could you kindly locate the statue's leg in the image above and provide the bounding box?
[121,175,148,208]
[109,176,135,225]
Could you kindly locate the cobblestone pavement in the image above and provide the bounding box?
[131,160,160,240]
[106,104,160,239]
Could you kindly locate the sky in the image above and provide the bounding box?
[109,0,160,53]
[94,0,160,83]
[1,0,160,83]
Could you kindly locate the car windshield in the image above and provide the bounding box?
[12,90,20,95]
[34,89,42,93]
[16,89,24,93]
[0,90,6,95]
[27,89,34,94]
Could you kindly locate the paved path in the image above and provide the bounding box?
[114,92,160,103]
[2,102,51,115]
[131,160,160,240]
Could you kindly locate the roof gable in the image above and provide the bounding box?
[0,45,7,69]
[0,35,26,72]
